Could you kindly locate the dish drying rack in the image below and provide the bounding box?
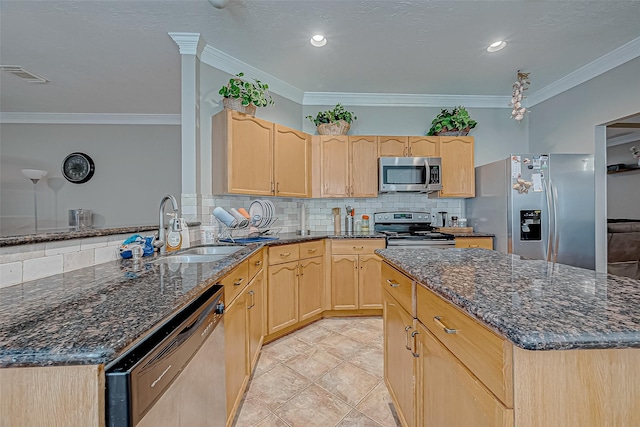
[215,215,281,243]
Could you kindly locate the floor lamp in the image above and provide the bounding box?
[21,169,48,232]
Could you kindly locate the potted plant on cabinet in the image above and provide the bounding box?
[306,103,357,135]
[426,106,477,136]
[219,72,274,116]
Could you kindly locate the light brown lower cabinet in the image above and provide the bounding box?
[454,236,494,249]
[225,250,265,426]
[331,239,385,310]
[415,321,513,427]
[383,290,417,427]
[267,241,324,334]
[383,260,640,427]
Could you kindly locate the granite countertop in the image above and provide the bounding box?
[377,248,640,351]
[0,223,198,247]
[0,233,385,368]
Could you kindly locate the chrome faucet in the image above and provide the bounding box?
[158,194,179,254]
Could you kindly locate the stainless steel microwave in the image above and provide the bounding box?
[379,157,442,192]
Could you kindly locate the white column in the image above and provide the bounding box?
[169,32,205,221]
[594,125,607,273]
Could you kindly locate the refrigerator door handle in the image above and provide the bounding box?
[550,179,559,263]
[543,179,553,262]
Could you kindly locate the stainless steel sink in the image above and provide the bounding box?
[180,246,243,256]
[154,254,227,264]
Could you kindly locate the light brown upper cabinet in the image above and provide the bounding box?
[378,136,439,157]
[314,135,378,198]
[273,124,311,197]
[212,110,310,197]
[434,136,475,198]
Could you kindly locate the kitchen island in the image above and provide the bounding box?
[377,247,640,427]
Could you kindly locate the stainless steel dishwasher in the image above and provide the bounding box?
[106,284,226,427]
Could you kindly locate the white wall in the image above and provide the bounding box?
[0,124,181,235]
[528,57,640,154]
[607,141,640,219]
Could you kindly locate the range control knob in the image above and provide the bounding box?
[384,215,389,219]
[215,302,225,314]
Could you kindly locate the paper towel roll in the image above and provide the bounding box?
[213,207,237,228]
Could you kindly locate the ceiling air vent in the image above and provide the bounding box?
[0,65,49,83]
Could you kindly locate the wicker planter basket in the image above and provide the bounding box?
[435,127,470,136]
[317,120,350,135]
[222,98,257,116]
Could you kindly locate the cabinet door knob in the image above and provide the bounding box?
[386,279,400,288]
[254,260,262,266]
[469,244,479,248]
[233,278,245,287]
[280,252,291,257]
[353,246,364,250]
[307,248,317,253]
[433,316,458,334]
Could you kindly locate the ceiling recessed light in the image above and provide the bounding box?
[486,40,507,53]
[310,34,327,47]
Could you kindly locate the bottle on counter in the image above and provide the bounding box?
[166,214,182,252]
[361,215,370,233]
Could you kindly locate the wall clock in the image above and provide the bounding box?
[61,152,95,184]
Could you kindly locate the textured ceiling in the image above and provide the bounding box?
[1,0,640,114]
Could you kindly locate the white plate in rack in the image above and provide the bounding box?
[263,200,275,226]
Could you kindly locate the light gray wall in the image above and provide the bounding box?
[607,141,640,219]
[302,105,528,166]
[0,124,181,235]
[528,57,640,154]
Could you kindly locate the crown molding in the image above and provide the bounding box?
[527,36,640,107]
[0,112,181,125]
[200,44,305,104]
[303,92,511,108]
[168,32,205,56]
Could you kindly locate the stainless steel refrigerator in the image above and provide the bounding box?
[466,154,595,270]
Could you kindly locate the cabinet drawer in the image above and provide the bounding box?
[221,260,250,304]
[331,238,385,255]
[268,244,300,265]
[416,285,513,407]
[299,240,324,259]
[455,237,493,250]
[248,249,264,280]
[381,261,413,316]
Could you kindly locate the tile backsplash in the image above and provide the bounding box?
[193,193,464,233]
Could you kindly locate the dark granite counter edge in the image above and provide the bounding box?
[0,226,379,248]
[377,252,639,352]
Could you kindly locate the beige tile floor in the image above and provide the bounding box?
[232,317,402,427]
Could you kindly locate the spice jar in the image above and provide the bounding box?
[451,216,459,227]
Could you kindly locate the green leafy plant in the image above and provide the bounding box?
[426,106,477,136]
[306,103,357,126]
[219,72,274,107]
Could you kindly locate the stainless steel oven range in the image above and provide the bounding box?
[374,211,455,249]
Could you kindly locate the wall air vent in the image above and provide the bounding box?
[0,65,49,83]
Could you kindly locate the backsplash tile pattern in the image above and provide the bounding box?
[195,194,463,233]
